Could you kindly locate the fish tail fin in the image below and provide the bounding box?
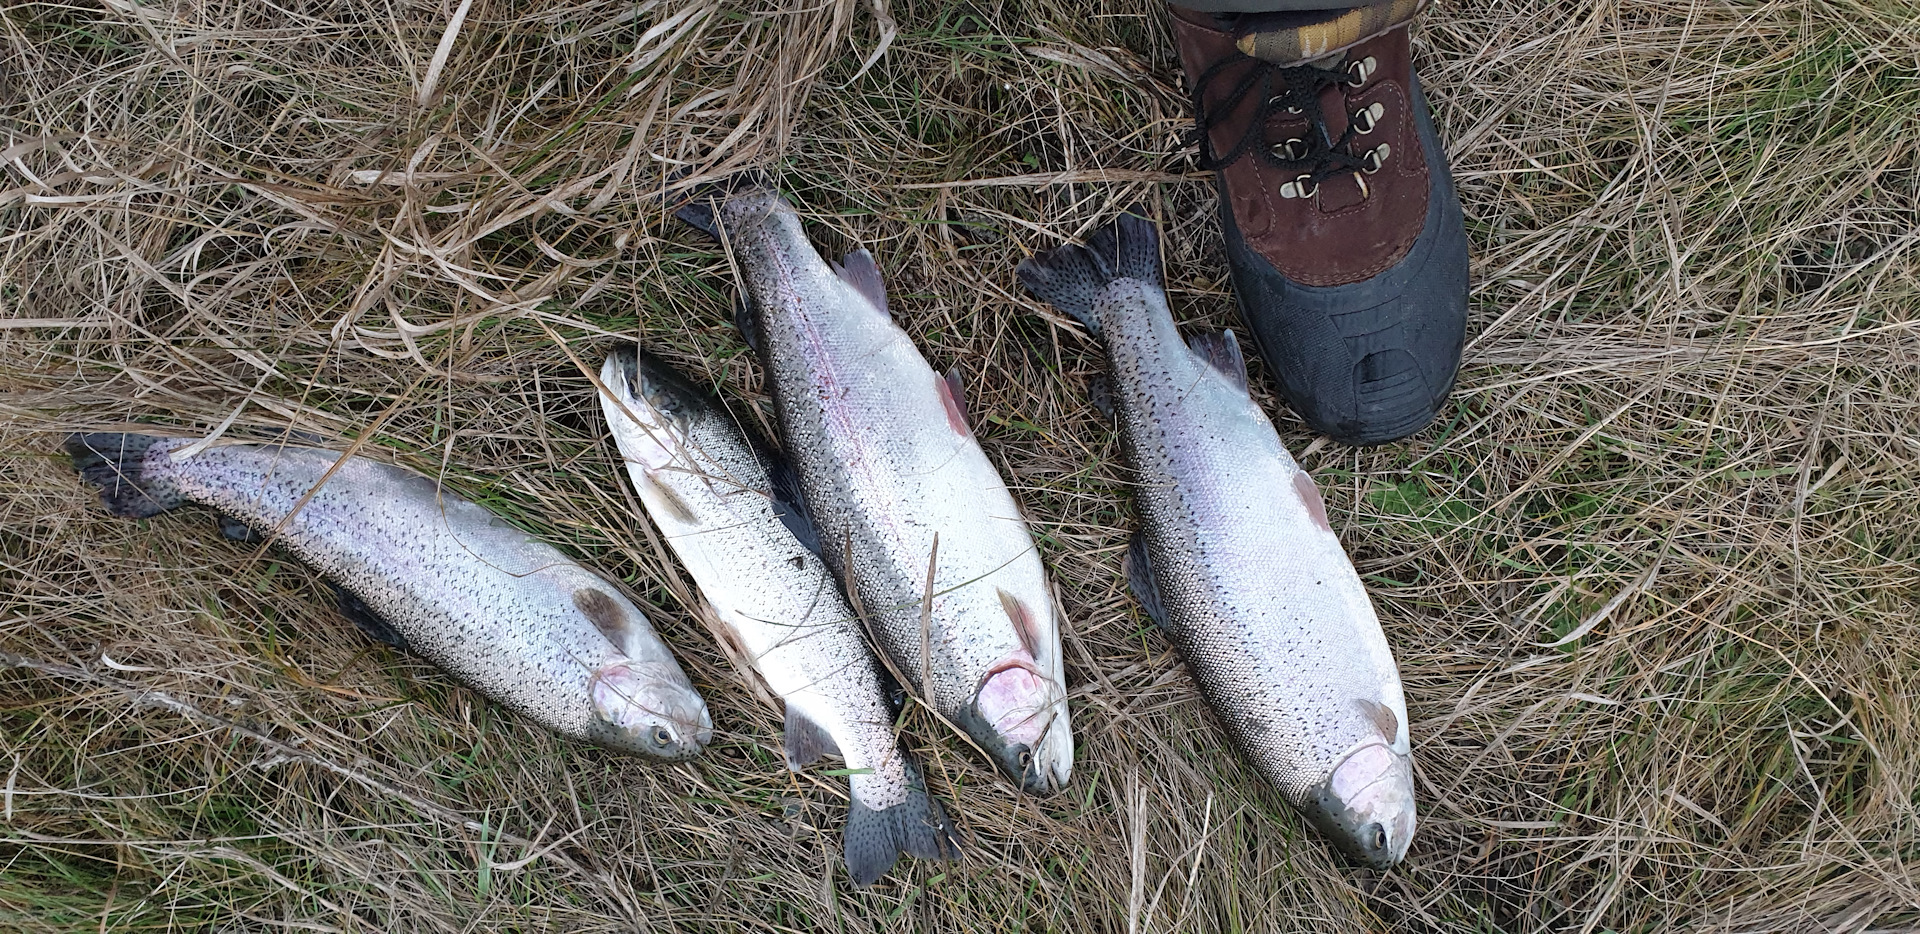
[1016,208,1162,337]
[843,760,962,887]
[670,169,777,240]
[64,433,185,518]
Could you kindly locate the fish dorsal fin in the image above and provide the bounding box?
[997,588,1041,658]
[1187,329,1250,394]
[831,249,890,316]
[764,445,822,553]
[783,703,841,769]
[939,369,971,436]
[1122,532,1169,633]
[334,585,408,651]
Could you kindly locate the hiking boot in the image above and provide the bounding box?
[1171,2,1468,445]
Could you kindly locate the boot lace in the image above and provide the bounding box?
[1187,52,1370,187]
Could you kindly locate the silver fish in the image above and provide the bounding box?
[65,432,711,760]
[676,181,1073,794]
[1016,213,1415,868]
[598,347,961,885]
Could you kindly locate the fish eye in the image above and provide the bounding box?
[650,725,673,748]
[1016,749,1033,770]
[1369,824,1388,851]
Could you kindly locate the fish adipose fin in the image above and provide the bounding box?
[1123,532,1170,633]
[830,249,890,316]
[1187,330,1251,395]
[843,761,962,887]
[334,585,408,651]
[1015,210,1162,336]
[782,704,841,769]
[65,433,185,518]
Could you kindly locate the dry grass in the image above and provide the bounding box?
[2,0,1918,930]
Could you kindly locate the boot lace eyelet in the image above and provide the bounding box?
[1271,138,1306,161]
[1280,174,1319,199]
[1266,95,1303,115]
[1345,56,1377,88]
[1352,102,1385,134]
[1363,143,1391,173]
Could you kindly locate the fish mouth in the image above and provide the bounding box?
[954,657,1071,795]
[1298,741,1416,869]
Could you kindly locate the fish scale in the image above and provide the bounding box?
[676,180,1074,795]
[64,433,711,760]
[1017,212,1416,868]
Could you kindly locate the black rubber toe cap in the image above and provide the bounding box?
[1217,78,1468,447]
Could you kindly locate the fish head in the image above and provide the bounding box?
[599,348,718,467]
[1301,740,1416,869]
[956,655,1072,795]
[587,661,714,761]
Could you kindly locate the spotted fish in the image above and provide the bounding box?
[1016,213,1415,867]
[65,432,711,760]
[675,179,1073,794]
[598,348,960,885]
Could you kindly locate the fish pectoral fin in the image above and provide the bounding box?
[1186,330,1251,395]
[997,587,1042,659]
[938,369,972,436]
[333,585,408,651]
[782,703,841,770]
[215,514,264,544]
[1123,532,1170,634]
[575,586,642,654]
[830,248,891,317]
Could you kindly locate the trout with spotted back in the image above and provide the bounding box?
[1016,213,1416,867]
[599,348,960,885]
[65,433,711,760]
[676,180,1073,794]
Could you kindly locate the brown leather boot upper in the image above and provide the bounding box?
[1172,7,1429,287]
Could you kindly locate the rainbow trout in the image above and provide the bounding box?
[65,433,711,760]
[599,348,961,885]
[676,180,1073,794]
[1017,213,1415,867]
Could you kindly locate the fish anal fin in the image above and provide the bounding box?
[997,587,1042,658]
[335,585,408,651]
[216,515,264,544]
[831,249,890,316]
[783,703,841,770]
[939,369,971,437]
[1292,471,1332,532]
[1122,532,1169,633]
[1187,329,1250,394]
